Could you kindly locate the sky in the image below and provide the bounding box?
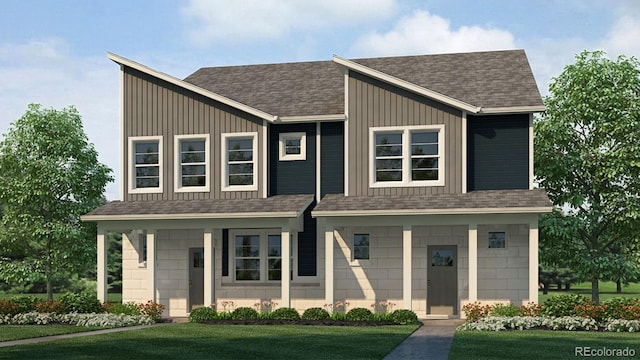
[1,0,639,200]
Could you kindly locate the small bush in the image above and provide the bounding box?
[346,307,373,321]
[9,296,39,313]
[390,309,419,325]
[59,292,103,314]
[189,307,217,323]
[0,299,19,315]
[139,300,165,322]
[330,312,348,321]
[34,300,66,314]
[574,302,605,322]
[231,307,259,320]
[540,294,588,317]
[104,301,142,316]
[520,302,541,317]
[462,302,492,322]
[490,303,521,317]
[302,307,331,320]
[269,307,300,320]
[602,298,640,320]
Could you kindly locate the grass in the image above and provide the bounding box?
[449,330,640,360]
[0,325,102,342]
[539,281,640,303]
[0,323,418,359]
[0,292,122,303]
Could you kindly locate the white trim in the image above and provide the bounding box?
[316,122,321,200]
[529,220,539,303]
[147,229,157,302]
[461,111,467,193]
[468,223,478,302]
[529,113,534,190]
[344,71,350,196]
[402,225,412,310]
[97,228,107,302]
[325,227,335,308]
[128,135,163,194]
[277,114,346,123]
[119,67,125,200]
[82,211,302,222]
[107,53,279,123]
[174,134,210,193]
[479,105,546,114]
[369,125,445,188]
[204,228,214,307]
[333,55,481,114]
[221,132,258,192]
[281,226,291,307]
[312,206,553,218]
[278,132,307,161]
[262,121,268,198]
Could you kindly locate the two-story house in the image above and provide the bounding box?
[82,50,552,318]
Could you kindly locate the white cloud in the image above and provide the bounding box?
[181,0,396,45]
[351,10,516,57]
[601,14,640,57]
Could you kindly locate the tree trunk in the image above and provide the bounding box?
[46,280,53,301]
[616,280,622,293]
[591,277,599,305]
[543,283,549,295]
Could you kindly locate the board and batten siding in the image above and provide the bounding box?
[123,67,264,201]
[347,71,464,196]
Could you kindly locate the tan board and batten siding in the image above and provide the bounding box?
[348,72,464,196]
[123,67,264,201]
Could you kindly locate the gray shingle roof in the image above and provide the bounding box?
[184,50,542,117]
[313,189,551,215]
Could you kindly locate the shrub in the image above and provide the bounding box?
[489,303,521,317]
[34,300,66,314]
[346,307,373,321]
[270,307,300,320]
[330,312,348,321]
[574,302,605,322]
[390,309,419,325]
[540,294,588,317]
[0,299,19,315]
[605,319,640,332]
[9,296,39,313]
[189,306,217,323]
[602,298,640,320]
[302,307,331,320]
[462,302,492,322]
[59,292,103,313]
[104,301,142,316]
[231,307,259,320]
[139,300,165,322]
[520,302,541,317]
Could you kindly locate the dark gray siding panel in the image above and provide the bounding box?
[467,114,529,191]
[269,123,316,195]
[297,201,316,276]
[320,122,344,198]
[222,229,229,277]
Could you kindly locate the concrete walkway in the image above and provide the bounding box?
[383,319,463,360]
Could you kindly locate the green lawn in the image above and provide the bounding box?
[449,330,640,360]
[0,323,418,360]
[0,325,102,342]
[0,292,122,303]
[539,281,640,303]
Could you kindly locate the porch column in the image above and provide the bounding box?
[468,223,478,301]
[325,227,334,308]
[96,227,107,303]
[529,220,539,303]
[204,228,215,307]
[281,225,291,308]
[147,229,157,302]
[402,225,412,310]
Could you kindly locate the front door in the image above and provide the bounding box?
[188,247,205,312]
[427,245,457,315]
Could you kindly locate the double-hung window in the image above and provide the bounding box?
[233,232,292,282]
[222,132,258,191]
[175,134,209,192]
[370,125,444,187]
[129,136,163,193]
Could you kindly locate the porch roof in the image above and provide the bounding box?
[312,189,552,217]
[81,194,314,222]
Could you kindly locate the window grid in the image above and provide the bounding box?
[134,142,160,188]
[179,140,206,187]
[223,133,257,191]
[354,234,370,260]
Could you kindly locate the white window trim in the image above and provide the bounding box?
[369,125,445,188]
[174,134,210,193]
[279,132,307,161]
[128,135,163,194]
[221,132,258,192]
[228,229,295,284]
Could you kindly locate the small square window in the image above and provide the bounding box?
[354,234,370,260]
[489,232,506,248]
[279,132,306,161]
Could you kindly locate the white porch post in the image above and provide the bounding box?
[325,227,334,308]
[468,223,478,302]
[204,228,215,307]
[529,219,539,303]
[147,229,157,302]
[281,225,291,308]
[96,227,107,303]
[402,225,412,310]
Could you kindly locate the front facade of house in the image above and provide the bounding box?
[83,50,552,318]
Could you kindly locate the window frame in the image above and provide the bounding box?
[221,132,258,192]
[369,125,445,188]
[174,134,210,193]
[488,231,506,249]
[278,132,307,161]
[229,230,294,283]
[128,136,163,194]
[353,233,370,261]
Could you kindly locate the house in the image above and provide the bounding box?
[82,49,552,318]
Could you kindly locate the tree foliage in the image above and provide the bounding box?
[535,51,640,304]
[0,104,113,300]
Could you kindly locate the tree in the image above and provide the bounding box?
[535,51,640,304]
[0,104,113,300]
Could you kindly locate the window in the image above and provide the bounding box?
[431,250,454,266]
[222,132,258,191]
[488,232,506,248]
[233,233,292,282]
[175,134,210,192]
[370,125,444,187]
[235,235,261,280]
[354,234,370,260]
[279,132,306,161]
[129,136,163,193]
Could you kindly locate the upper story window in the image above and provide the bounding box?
[222,132,258,191]
[279,132,306,161]
[175,134,210,192]
[129,136,163,194]
[370,125,444,187]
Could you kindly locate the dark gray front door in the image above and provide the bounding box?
[189,247,204,312]
[427,245,457,315]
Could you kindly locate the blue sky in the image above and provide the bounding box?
[1,0,639,200]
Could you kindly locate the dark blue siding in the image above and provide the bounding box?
[320,122,344,198]
[222,229,229,277]
[467,114,529,191]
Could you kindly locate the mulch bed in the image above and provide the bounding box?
[202,319,399,326]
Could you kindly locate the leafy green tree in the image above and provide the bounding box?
[535,51,640,304]
[0,104,113,300]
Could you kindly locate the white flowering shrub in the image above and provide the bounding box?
[605,319,640,332]
[0,312,153,327]
[542,316,598,331]
[11,312,54,325]
[457,316,545,332]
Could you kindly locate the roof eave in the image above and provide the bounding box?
[479,105,546,114]
[277,114,347,123]
[312,206,553,218]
